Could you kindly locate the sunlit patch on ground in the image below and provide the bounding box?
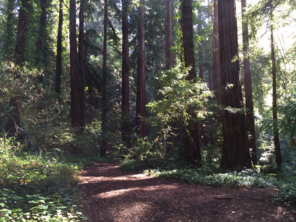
[78,162,296,222]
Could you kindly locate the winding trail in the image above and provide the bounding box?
[78,162,296,222]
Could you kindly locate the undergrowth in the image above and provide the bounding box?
[0,138,115,221]
[121,159,296,206]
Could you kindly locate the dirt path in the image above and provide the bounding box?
[78,162,296,222]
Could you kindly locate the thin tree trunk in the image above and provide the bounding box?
[271,26,282,166]
[101,0,108,156]
[166,0,173,69]
[55,0,63,95]
[122,0,131,148]
[70,0,81,126]
[181,0,201,163]
[35,0,47,68]
[79,0,85,127]
[135,0,148,138]
[218,0,251,169]
[212,0,220,102]
[241,0,257,165]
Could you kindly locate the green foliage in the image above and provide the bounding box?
[0,135,116,221]
[0,139,89,221]
[276,181,296,207]
[144,63,213,161]
[147,168,276,188]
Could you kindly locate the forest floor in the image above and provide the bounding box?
[78,162,296,222]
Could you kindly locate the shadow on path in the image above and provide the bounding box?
[78,162,296,222]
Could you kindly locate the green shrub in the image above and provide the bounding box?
[0,137,90,221]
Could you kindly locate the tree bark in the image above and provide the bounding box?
[3,0,15,60]
[218,0,251,169]
[271,26,282,166]
[55,0,63,95]
[180,0,201,163]
[101,0,108,156]
[15,0,30,65]
[135,0,148,138]
[6,0,31,137]
[122,0,131,148]
[70,0,81,126]
[166,0,173,70]
[5,97,21,137]
[212,0,221,102]
[198,8,204,81]
[79,0,85,127]
[35,0,48,68]
[181,0,196,81]
[198,8,208,146]
[241,0,257,165]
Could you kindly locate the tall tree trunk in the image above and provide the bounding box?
[180,0,201,163]
[166,0,173,69]
[122,0,131,148]
[271,26,282,166]
[135,0,148,138]
[198,7,207,146]
[6,0,30,137]
[218,0,251,169]
[15,0,30,65]
[198,8,204,81]
[79,0,85,127]
[55,0,63,95]
[4,0,15,60]
[70,0,81,126]
[212,0,220,102]
[241,0,257,165]
[101,0,108,156]
[35,0,48,68]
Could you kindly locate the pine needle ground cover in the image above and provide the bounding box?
[121,159,296,207]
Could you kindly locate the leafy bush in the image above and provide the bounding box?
[145,167,276,188]
[0,137,95,221]
[276,182,296,206]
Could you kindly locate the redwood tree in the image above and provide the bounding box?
[241,0,257,164]
[15,0,31,65]
[5,0,31,136]
[198,7,204,81]
[212,0,220,102]
[79,0,85,127]
[35,0,48,68]
[198,7,207,146]
[101,0,108,156]
[3,0,15,60]
[166,0,173,70]
[218,0,251,168]
[122,0,131,148]
[70,0,81,126]
[271,24,282,166]
[135,0,148,138]
[55,0,63,95]
[180,0,201,163]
